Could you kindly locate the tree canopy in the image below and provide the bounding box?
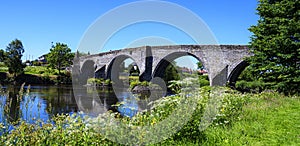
[47,43,74,75]
[4,39,25,79]
[163,61,180,84]
[0,49,5,62]
[248,0,300,94]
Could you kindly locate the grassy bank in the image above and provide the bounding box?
[202,92,300,145]
[0,88,299,145]
[0,66,71,85]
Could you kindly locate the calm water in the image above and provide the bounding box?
[0,85,150,127]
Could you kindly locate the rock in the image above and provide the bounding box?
[132,85,150,94]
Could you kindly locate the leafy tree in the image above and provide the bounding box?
[4,39,25,79]
[47,42,73,75]
[0,49,6,62]
[248,0,300,94]
[128,63,140,76]
[197,61,204,70]
[163,61,180,83]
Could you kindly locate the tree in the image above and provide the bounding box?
[4,39,25,79]
[248,0,300,94]
[197,61,204,70]
[0,49,6,62]
[128,63,140,76]
[47,42,73,75]
[163,61,180,83]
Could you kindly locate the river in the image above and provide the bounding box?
[0,85,150,127]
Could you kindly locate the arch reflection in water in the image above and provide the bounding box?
[0,85,149,127]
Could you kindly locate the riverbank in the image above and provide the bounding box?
[1,88,299,145]
[0,72,71,85]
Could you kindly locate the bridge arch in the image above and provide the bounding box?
[152,51,205,79]
[77,45,251,86]
[227,60,249,87]
[106,54,141,83]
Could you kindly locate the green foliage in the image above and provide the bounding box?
[167,80,181,94]
[248,0,300,95]
[0,62,5,67]
[0,50,5,62]
[236,80,266,93]
[168,75,209,94]
[235,66,271,93]
[128,76,150,89]
[129,80,149,89]
[238,66,256,81]
[0,67,8,72]
[4,39,25,79]
[203,92,300,145]
[198,75,209,87]
[47,43,73,75]
[129,75,139,82]
[0,114,109,145]
[1,87,300,145]
[24,66,65,76]
[86,78,112,86]
[87,78,104,85]
[128,64,140,76]
[197,61,204,70]
[163,62,180,84]
[24,66,47,74]
[104,79,112,85]
[32,60,42,66]
[87,86,248,145]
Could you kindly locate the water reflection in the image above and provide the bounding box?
[6,87,20,123]
[0,85,79,125]
[0,85,154,125]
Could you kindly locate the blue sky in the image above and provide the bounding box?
[0,0,258,61]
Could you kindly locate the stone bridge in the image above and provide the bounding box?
[72,45,251,86]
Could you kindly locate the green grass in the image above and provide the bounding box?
[0,66,62,76]
[24,66,61,75]
[202,92,300,145]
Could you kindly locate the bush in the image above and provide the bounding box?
[87,86,248,144]
[168,76,209,94]
[236,80,266,93]
[0,67,8,72]
[129,79,149,90]
[104,79,112,85]
[87,78,104,86]
[199,75,209,87]
[0,62,6,67]
[0,114,109,145]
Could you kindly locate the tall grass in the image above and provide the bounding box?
[202,92,300,145]
[0,85,299,145]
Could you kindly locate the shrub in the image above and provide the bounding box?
[0,114,109,145]
[199,75,209,87]
[87,78,105,86]
[87,86,248,144]
[0,62,6,67]
[129,79,149,90]
[236,80,267,93]
[0,67,8,72]
[104,79,112,85]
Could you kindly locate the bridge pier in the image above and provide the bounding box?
[139,46,153,82]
